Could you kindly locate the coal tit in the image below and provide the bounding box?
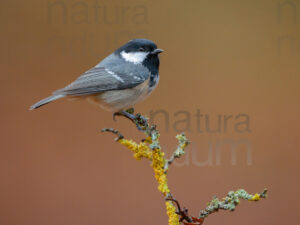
[30,39,163,115]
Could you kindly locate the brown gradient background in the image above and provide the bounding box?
[1,0,300,225]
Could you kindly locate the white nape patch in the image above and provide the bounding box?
[120,50,148,64]
[105,68,124,83]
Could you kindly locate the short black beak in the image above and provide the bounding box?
[151,48,164,55]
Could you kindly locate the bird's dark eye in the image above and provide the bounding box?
[139,47,145,52]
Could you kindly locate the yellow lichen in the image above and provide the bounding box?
[143,136,152,144]
[152,149,170,194]
[118,139,152,160]
[117,137,178,225]
[249,193,260,201]
[166,201,180,225]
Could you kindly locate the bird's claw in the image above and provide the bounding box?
[113,110,136,122]
[113,109,148,131]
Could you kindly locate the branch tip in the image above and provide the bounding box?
[101,128,124,141]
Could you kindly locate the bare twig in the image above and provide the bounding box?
[101,128,124,141]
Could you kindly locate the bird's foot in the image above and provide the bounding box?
[113,108,148,131]
[113,109,135,122]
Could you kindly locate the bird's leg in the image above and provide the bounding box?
[113,108,148,131]
[113,110,136,122]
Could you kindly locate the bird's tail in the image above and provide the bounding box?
[29,94,65,110]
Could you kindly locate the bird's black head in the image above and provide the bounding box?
[115,39,163,74]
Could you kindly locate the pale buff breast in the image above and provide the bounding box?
[85,77,154,111]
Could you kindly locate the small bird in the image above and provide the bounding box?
[30,39,163,119]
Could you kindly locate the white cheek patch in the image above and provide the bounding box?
[120,50,148,64]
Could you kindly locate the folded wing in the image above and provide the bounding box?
[54,65,149,96]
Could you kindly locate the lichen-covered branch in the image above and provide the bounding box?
[102,112,267,225]
[165,133,190,172]
[198,188,268,219]
[102,116,179,225]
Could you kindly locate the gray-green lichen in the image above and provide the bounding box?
[199,188,268,218]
